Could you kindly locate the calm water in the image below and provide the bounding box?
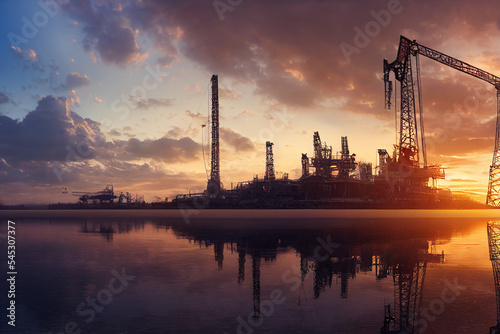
[1,210,499,333]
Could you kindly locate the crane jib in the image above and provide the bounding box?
[385,35,500,206]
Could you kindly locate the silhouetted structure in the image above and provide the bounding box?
[207,74,221,198]
[161,217,449,325]
[384,35,500,206]
[488,220,500,333]
[169,72,455,209]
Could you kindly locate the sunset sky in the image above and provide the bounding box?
[1,0,500,204]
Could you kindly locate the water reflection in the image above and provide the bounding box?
[79,220,145,241]
[488,221,500,334]
[161,218,453,333]
[3,215,495,334]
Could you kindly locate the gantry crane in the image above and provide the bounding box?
[488,220,500,333]
[384,35,500,206]
[71,184,117,204]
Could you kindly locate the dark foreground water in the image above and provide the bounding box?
[1,210,500,334]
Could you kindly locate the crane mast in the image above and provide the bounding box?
[384,35,500,206]
[207,74,221,197]
[265,141,276,181]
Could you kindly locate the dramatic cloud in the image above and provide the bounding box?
[129,96,173,110]
[57,0,500,119]
[219,87,242,101]
[0,92,9,104]
[108,129,121,137]
[122,137,200,162]
[5,0,500,203]
[65,72,91,90]
[0,95,202,191]
[220,127,255,152]
[0,95,103,163]
[61,0,142,66]
[166,126,184,138]
[11,46,37,62]
[184,110,206,121]
[234,110,256,119]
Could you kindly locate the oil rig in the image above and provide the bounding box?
[383,35,500,207]
[172,76,437,207]
[171,35,500,208]
[55,37,498,209]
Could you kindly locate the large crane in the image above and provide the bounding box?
[384,35,500,206]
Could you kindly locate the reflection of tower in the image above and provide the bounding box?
[374,255,389,280]
[313,258,333,299]
[381,241,429,334]
[340,260,349,299]
[252,254,261,318]
[238,245,246,284]
[214,241,224,269]
[392,260,427,333]
[488,221,500,333]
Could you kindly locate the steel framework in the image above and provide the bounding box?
[265,141,276,180]
[301,153,309,178]
[385,35,500,206]
[207,75,221,197]
[392,260,427,334]
[384,42,420,167]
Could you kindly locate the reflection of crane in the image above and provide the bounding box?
[214,241,224,269]
[252,254,261,318]
[390,260,427,334]
[381,240,444,334]
[488,220,500,333]
[237,246,246,284]
[384,35,500,206]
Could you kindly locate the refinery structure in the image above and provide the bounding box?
[54,36,500,209]
[171,68,448,208]
[174,35,500,209]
